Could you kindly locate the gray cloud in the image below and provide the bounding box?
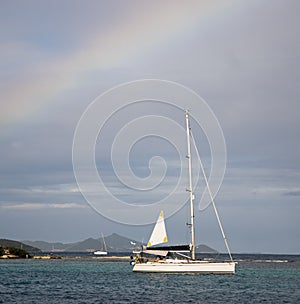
[0,0,299,253]
[283,191,300,197]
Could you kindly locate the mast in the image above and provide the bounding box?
[101,232,107,252]
[185,111,196,260]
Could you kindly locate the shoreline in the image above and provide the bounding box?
[32,255,130,260]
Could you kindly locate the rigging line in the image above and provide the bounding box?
[190,131,233,262]
[176,252,191,259]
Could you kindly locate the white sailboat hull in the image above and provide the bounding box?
[133,260,236,274]
[93,251,107,255]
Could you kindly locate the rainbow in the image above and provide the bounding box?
[1,1,237,129]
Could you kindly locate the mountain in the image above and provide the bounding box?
[24,240,67,252]
[106,233,140,251]
[23,233,141,252]
[0,239,41,252]
[195,244,218,254]
[64,238,99,252]
[22,234,218,253]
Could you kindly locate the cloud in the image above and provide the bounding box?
[0,184,80,195]
[0,202,86,210]
[283,191,300,197]
[0,0,233,127]
[0,1,299,252]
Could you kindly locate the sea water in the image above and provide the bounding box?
[0,254,299,303]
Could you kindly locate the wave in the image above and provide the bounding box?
[235,259,289,263]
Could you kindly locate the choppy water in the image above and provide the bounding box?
[1,254,299,303]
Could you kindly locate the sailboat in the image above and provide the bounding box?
[131,111,236,274]
[94,233,108,255]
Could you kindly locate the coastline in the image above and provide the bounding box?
[31,254,130,260]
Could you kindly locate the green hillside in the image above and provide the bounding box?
[0,239,41,252]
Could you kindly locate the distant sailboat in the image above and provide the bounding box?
[94,233,108,255]
[131,111,236,274]
[50,244,63,253]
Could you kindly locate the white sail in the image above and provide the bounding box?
[147,211,168,247]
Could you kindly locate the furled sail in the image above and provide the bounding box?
[147,211,168,247]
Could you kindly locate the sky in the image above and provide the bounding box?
[0,0,299,254]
